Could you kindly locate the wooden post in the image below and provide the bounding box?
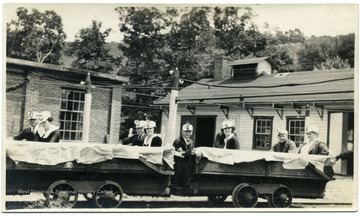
[166,68,179,145]
[82,73,92,143]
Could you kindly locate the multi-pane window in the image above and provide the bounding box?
[253,117,273,150]
[288,118,305,147]
[233,64,257,80]
[59,88,85,141]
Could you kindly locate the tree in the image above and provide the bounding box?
[116,7,169,85]
[213,7,255,58]
[337,33,355,67]
[166,7,212,81]
[269,28,305,45]
[297,36,338,70]
[259,43,301,72]
[65,21,120,73]
[240,24,267,57]
[6,7,66,64]
[115,6,171,136]
[315,56,350,70]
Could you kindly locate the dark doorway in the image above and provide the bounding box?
[196,117,216,147]
[347,112,354,175]
[180,115,216,148]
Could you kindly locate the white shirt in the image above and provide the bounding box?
[300,139,318,154]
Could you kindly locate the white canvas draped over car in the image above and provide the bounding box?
[6,141,168,166]
[193,147,336,171]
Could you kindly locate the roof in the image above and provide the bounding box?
[6,57,129,84]
[228,56,278,67]
[155,69,355,109]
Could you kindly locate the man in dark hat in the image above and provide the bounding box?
[14,111,39,141]
[121,120,147,146]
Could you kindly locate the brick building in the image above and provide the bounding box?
[6,58,128,144]
[156,56,355,176]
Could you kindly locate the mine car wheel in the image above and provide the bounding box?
[208,195,228,204]
[83,193,93,202]
[232,184,258,208]
[268,186,293,208]
[267,195,275,207]
[46,180,78,208]
[93,181,123,208]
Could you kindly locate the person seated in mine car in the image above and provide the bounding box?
[142,120,162,147]
[270,129,297,153]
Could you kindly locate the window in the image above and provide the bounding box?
[59,88,85,141]
[287,118,305,147]
[253,117,273,150]
[233,64,257,80]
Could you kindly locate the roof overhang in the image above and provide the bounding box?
[6,57,129,84]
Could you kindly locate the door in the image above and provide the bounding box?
[180,115,216,148]
[329,112,354,176]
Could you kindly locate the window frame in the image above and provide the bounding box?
[252,116,273,150]
[59,87,85,141]
[232,64,257,80]
[286,117,306,147]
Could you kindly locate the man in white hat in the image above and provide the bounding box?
[121,120,147,146]
[298,126,329,155]
[142,120,162,147]
[14,111,39,141]
[34,111,60,142]
[173,122,194,156]
[221,119,240,150]
[270,129,297,153]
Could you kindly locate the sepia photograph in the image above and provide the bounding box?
[1,0,358,213]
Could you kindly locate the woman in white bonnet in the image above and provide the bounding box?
[142,120,162,147]
[298,126,329,155]
[34,111,60,142]
[221,119,240,150]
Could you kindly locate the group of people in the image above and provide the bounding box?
[13,110,60,142]
[213,119,334,157]
[119,120,162,147]
[121,118,240,157]
[120,119,194,157]
[270,125,330,155]
[121,118,334,158]
[14,112,352,167]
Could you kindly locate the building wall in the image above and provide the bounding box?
[6,71,27,137]
[162,105,329,151]
[256,60,272,75]
[109,86,123,144]
[7,70,122,144]
[90,87,112,143]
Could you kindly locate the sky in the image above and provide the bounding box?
[2,1,359,42]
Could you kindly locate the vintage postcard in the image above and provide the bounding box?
[2,1,358,213]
